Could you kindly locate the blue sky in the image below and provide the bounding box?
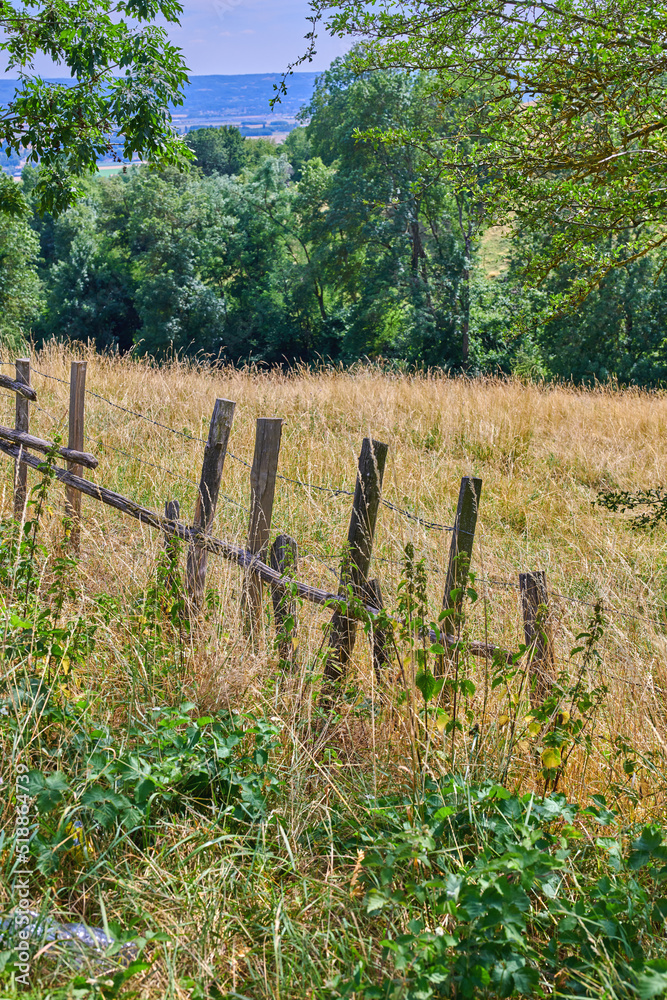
[6,1,351,78]
[171,0,351,75]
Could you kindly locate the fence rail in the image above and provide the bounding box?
[0,435,510,665]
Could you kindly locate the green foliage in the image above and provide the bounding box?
[22,46,667,379]
[2,410,667,998]
[0,0,190,216]
[282,127,313,181]
[183,126,281,179]
[68,958,153,999]
[303,63,468,365]
[185,126,248,177]
[23,704,281,875]
[304,0,667,320]
[28,63,474,366]
[0,176,43,351]
[596,488,667,529]
[326,778,667,999]
[506,229,667,384]
[35,198,139,352]
[0,454,284,1000]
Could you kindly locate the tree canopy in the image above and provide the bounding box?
[13,66,667,384]
[0,0,190,215]
[296,1,667,319]
[185,126,247,177]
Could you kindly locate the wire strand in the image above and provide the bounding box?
[20,381,667,629]
[31,368,457,531]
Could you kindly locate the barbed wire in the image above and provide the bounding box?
[29,388,348,551]
[548,590,666,628]
[95,438,340,573]
[101,442,199,490]
[30,367,457,531]
[13,380,667,630]
[34,404,66,430]
[31,387,249,517]
[29,391,442,578]
[380,500,455,531]
[475,576,667,629]
[100,442,251,516]
[371,558,667,629]
[30,369,69,385]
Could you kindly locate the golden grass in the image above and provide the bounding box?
[479,225,511,277]
[2,341,667,802]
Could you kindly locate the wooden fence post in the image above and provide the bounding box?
[364,577,392,683]
[65,360,87,552]
[185,398,236,613]
[519,570,555,708]
[13,357,30,521]
[242,417,283,646]
[163,499,181,593]
[322,437,389,691]
[438,476,482,670]
[270,533,298,668]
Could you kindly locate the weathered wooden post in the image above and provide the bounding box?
[322,437,388,692]
[65,360,87,552]
[185,398,236,613]
[438,476,482,672]
[242,417,283,647]
[519,570,555,708]
[364,577,392,683]
[270,533,298,667]
[163,499,181,594]
[13,357,30,520]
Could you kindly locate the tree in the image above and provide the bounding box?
[35,198,139,352]
[297,1,667,318]
[0,177,42,351]
[282,127,313,182]
[185,126,246,177]
[526,234,667,384]
[303,61,466,365]
[0,0,190,216]
[103,167,231,357]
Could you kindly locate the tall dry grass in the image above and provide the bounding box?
[4,344,667,998]
[2,342,666,800]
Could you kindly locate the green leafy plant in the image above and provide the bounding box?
[25,705,282,875]
[331,778,667,999]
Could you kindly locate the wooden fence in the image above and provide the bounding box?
[0,358,557,701]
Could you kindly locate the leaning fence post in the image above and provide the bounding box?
[322,437,389,693]
[438,476,482,670]
[163,499,181,594]
[519,570,556,708]
[242,417,283,647]
[270,533,298,668]
[65,360,87,552]
[13,357,30,521]
[364,577,392,683]
[185,398,236,614]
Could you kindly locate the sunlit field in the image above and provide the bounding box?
[2,343,667,998]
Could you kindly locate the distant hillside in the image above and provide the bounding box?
[0,73,319,172]
[0,73,318,120]
[179,73,318,118]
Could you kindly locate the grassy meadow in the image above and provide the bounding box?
[2,343,667,999]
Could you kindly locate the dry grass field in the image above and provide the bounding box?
[2,343,667,998]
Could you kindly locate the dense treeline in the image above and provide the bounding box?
[5,56,667,383]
